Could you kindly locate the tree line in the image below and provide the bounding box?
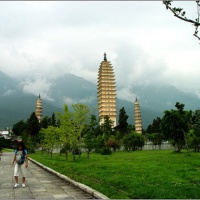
[6,101,200,160]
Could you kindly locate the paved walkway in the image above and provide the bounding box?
[0,152,108,199]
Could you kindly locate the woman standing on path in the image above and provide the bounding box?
[12,141,28,188]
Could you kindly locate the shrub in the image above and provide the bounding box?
[100,147,112,155]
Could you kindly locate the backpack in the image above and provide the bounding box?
[15,150,25,165]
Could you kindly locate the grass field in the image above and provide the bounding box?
[29,150,200,199]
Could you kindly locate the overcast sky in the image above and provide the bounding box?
[0,1,199,102]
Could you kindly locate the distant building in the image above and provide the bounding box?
[97,53,117,127]
[35,94,42,123]
[134,98,143,134]
[0,130,9,139]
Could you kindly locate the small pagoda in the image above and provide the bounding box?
[134,98,143,134]
[35,94,42,123]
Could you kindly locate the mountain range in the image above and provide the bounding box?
[0,71,200,130]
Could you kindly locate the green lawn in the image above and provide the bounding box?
[29,150,200,199]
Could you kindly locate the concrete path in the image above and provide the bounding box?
[0,152,108,199]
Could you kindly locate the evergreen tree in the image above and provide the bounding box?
[116,107,129,136]
[101,116,114,141]
[27,112,40,144]
[12,120,27,136]
[51,113,56,127]
[146,117,162,134]
[40,116,50,129]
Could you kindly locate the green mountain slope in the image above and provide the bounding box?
[0,94,62,129]
[0,71,199,129]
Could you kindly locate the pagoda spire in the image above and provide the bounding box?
[104,52,107,61]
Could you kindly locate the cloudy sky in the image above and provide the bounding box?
[0,1,199,102]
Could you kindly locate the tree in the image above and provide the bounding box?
[105,136,121,152]
[123,131,145,151]
[188,109,200,151]
[163,1,200,41]
[147,133,164,150]
[39,126,61,158]
[27,112,40,138]
[161,102,192,152]
[146,117,163,149]
[127,124,135,133]
[72,104,91,157]
[57,104,91,161]
[51,113,57,127]
[99,116,118,154]
[57,104,74,160]
[40,113,57,129]
[40,116,51,129]
[191,109,200,137]
[146,117,162,134]
[0,137,11,150]
[101,116,114,141]
[12,120,27,136]
[26,112,40,152]
[83,128,96,158]
[82,115,99,158]
[88,115,99,135]
[115,107,129,137]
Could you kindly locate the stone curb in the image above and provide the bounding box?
[29,157,109,199]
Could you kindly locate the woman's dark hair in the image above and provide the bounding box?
[17,141,26,151]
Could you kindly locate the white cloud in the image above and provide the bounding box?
[63,96,96,106]
[0,1,199,100]
[117,87,137,102]
[21,77,54,101]
[63,97,74,105]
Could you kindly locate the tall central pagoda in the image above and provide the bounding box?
[97,53,117,127]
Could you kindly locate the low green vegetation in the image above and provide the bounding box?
[29,150,200,199]
[10,102,200,161]
[1,148,14,152]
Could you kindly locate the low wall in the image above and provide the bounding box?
[143,141,174,150]
[44,141,174,153]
